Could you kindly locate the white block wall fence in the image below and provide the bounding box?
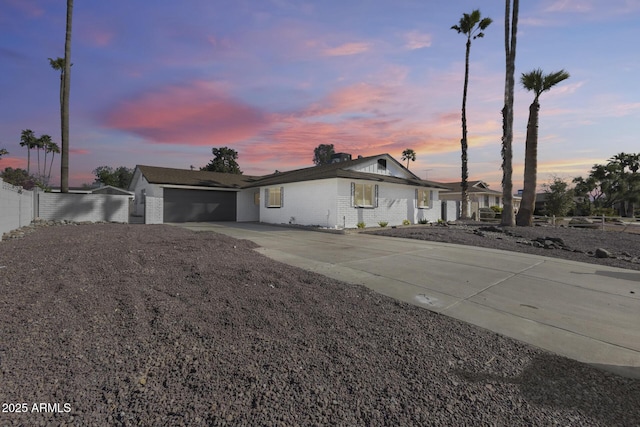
[0,178,36,241]
[38,193,131,223]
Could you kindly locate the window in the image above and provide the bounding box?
[495,196,500,206]
[265,187,283,208]
[417,189,432,208]
[353,183,376,207]
[484,195,489,207]
[377,159,387,171]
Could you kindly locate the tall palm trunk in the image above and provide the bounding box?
[36,144,41,179]
[61,0,73,193]
[500,0,518,227]
[26,148,31,175]
[515,100,540,226]
[460,38,471,219]
[48,149,57,183]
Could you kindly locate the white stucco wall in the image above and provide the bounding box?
[337,179,440,228]
[237,189,260,222]
[129,172,163,217]
[259,179,337,228]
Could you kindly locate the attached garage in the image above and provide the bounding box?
[163,188,237,222]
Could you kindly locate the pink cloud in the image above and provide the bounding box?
[0,157,25,170]
[70,148,90,155]
[322,42,371,57]
[404,31,432,50]
[84,29,115,47]
[103,81,269,146]
[6,0,44,18]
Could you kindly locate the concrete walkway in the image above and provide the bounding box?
[175,222,640,378]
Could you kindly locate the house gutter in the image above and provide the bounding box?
[159,184,241,192]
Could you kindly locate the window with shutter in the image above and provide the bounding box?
[353,183,375,208]
[266,187,282,208]
[418,189,431,208]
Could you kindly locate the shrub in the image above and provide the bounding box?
[418,218,428,224]
[402,219,411,226]
[378,221,388,227]
[356,222,366,229]
[593,207,616,217]
[490,205,503,213]
[479,207,496,219]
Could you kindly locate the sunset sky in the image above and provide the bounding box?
[1,0,639,189]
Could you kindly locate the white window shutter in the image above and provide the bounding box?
[351,182,355,207]
[264,189,269,208]
[280,187,284,207]
[429,190,434,208]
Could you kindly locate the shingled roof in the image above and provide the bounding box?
[440,180,502,195]
[136,165,260,189]
[248,154,448,189]
[134,154,449,190]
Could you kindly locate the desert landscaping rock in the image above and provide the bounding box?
[595,248,614,258]
[372,222,640,270]
[0,224,639,426]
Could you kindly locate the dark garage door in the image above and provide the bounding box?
[163,189,237,222]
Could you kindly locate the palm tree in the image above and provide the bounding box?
[60,0,73,192]
[19,129,37,174]
[401,148,416,169]
[46,141,60,184]
[515,68,570,226]
[34,134,46,179]
[0,148,8,160]
[500,0,519,227]
[452,10,492,219]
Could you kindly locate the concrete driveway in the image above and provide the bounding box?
[175,222,640,378]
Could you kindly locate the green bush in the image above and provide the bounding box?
[593,207,616,217]
[490,205,503,213]
[356,222,366,229]
[418,218,428,224]
[378,221,388,228]
[402,219,411,225]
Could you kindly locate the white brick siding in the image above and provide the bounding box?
[337,179,440,228]
[259,179,338,228]
[255,178,441,229]
[144,196,163,224]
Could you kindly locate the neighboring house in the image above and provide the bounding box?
[129,154,449,228]
[90,185,134,196]
[440,180,521,220]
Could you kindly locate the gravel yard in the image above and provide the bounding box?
[0,223,639,426]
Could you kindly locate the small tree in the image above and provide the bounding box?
[201,147,243,174]
[542,177,575,217]
[401,148,416,169]
[1,167,42,190]
[93,166,134,188]
[313,144,335,166]
[0,148,8,160]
